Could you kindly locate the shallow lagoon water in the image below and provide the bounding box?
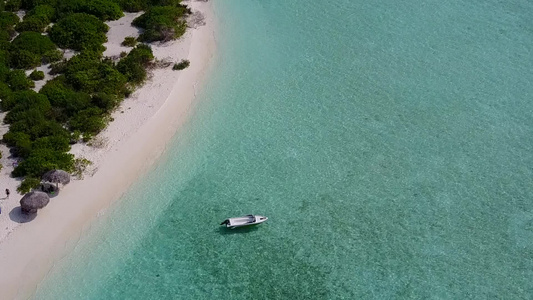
[36,0,533,298]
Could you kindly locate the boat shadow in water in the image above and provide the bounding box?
[218,226,261,235]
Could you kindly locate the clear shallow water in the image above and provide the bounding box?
[36,0,533,299]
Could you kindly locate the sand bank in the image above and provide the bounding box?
[0,1,216,298]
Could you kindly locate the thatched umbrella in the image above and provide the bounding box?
[42,169,71,188]
[20,191,50,215]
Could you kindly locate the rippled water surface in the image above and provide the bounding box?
[36,0,533,298]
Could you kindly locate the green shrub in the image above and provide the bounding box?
[91,92,120,111]
[55,0,123,21]
[49,13,109,52]
[118,0,145,12]
[12,148,74,178]
[43,49,63,63]
[3,131,32,158]
[121,36,137,47]
[4,91,51,123]
[16,5,55,32]
[172,59,189,70]
[20,0,58,10]
[33,135,71,152]
[0,82,13,101]
[9,50,41,69]
[16,17,48,32]
[17,177,41,193]
[50,60,68,75]
[133,6,188,42]
[10,32,58,69]
[64,52,127,94]
[7,70,35,91]
[0,12,19,41]
[116,44,154,84]
[82,0,123,21]
[5,0,22,11]
[30,70,45,80]
[118,0,183,12]
[40,77,92,120]
[11,32,57,54]
[68,107,106,134]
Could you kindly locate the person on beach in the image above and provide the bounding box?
[6,188,10,198]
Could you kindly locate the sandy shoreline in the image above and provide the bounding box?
[0,1,216,299]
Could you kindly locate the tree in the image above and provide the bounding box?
[116,44,154,84]
[12,148,74,178]
[16,5,55,32]
[10,32,58,69]
[133,6,188,42]
[0,11,19,41]
[63,52,127,94]
[49,13,109,52]
[7,70,35,91]
[55,0,123,21]
[30,70,45,80]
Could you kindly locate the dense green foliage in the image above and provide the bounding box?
[121,36,137,47]
[10,32,57,69]
[172,59,189,70]
[17,177,41,193]
[49,13,109,52]
[16,5,55,32]
[1,0,190,192]
[116,44,154,84]
[6,70,35,90]
[118,0,183,12]
[55,0,123,21]
[5,0,22,11]
[29,69,45,80]
[63,51,127,94]
[0,11,19,41]
[133,5,188,42]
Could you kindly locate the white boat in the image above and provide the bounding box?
[220,214,268,228]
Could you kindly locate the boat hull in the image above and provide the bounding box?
[220,215,268,228]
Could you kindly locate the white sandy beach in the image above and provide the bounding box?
[0,1,216,298]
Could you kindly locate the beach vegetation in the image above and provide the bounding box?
[9,32,57,69]
[117,44,154,84]
[72,157,92,179]
[172,59,189,70]
[5,0,22,12]
[0,11,19,40]
[118,0,145,12]
[43,49,63,63]
[7,70,35,90]
[121,36,137,47]
[29,70,45,80]
[0,82,12,100]
[132,5,188,42]
[91,92,120,110]
[49,13,109,52]
[55,0,123,21]
[16,4,55,32]
[63,52,127,94]
[12,148,74,178]
[118,0,183,12]
[17,177,41,193]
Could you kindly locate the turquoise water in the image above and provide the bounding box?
[35,0,533,299]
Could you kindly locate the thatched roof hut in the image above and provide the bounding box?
[20,191,50,214]
[42,169,71,187]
